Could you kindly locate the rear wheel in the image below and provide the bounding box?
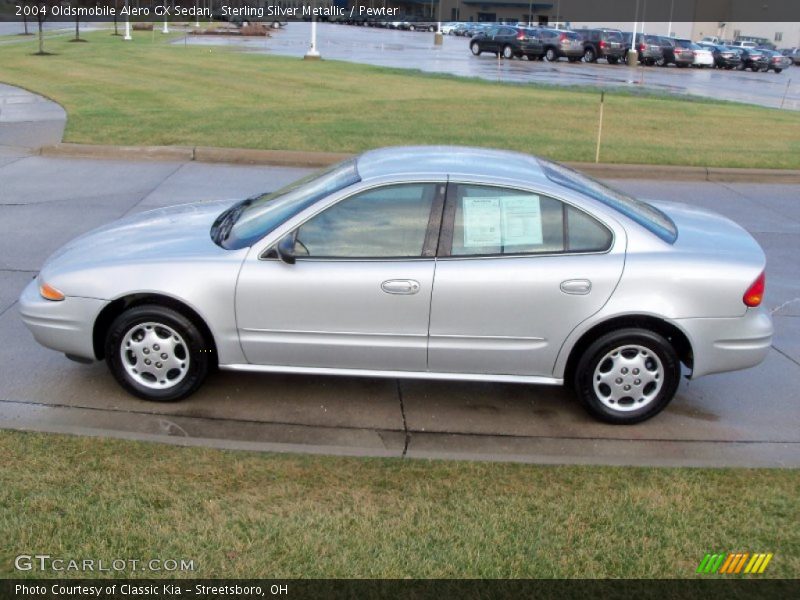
[584,47,596,62]
[105,305,211,402]
[470,42,481,56]
[573,328,681,424]
[502,44,514,59]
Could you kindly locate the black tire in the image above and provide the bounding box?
[470,41,481,56]
[544,47,558,62]
[775,68,782,74]
[657,57,667,67]
[502,44,514,59]
[584,47,596,62]
[573,328,681,425]
[607,56,619,64]
[105,304,211,402]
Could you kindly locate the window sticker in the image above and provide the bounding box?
[463,197,502,247]
[501,195,543,246]
[462,195,543,248]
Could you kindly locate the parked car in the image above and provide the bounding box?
[691,44,715,67]
[730,40,758,49]
[737,47,769,71]
[470,26,544,60]
[710,45,742,69]
[401,18,437,32]
[762,50,792,73]
[21,147,772,425]
[658,38,695,67]
[781,48,800,65]
[577,28,626,63]
[621,32,664,65]
[537,28,584,62]
[440,22,460,35]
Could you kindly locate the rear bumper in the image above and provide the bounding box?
[676,308,773,379]
[18,278,107,362]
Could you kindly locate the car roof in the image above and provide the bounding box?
[356,146,548,184]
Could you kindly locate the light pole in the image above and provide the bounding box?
[667,0,674,36]
[123,0,132,40]
[627,0,639,66]
[434,0,443,45]
[304,2,321,60]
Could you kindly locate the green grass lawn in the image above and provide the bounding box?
[0,31,798,168]
[0,430,797,578]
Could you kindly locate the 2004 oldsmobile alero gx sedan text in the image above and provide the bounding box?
[20,147,773,424]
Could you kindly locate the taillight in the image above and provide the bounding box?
[638,43,645,52]
[743,271,766,307]
[516,29,525,40]
[599,40,606,48]
[559,33,567,42]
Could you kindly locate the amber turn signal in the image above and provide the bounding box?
[39,282,65,301]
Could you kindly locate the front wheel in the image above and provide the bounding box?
[502,44,514,59]
[544,47,558,62]
[470,42,481,56]
[105,304,211,402]
[573,328,681,424]
[584,48,596,62]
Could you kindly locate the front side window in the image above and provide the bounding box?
[447,185,612,257]
[293,184,437,259]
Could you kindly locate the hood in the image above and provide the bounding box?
[649,200,765,266]
[41,199,237,280]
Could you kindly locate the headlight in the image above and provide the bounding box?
[39,281,65,301]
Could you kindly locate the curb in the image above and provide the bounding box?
[39,142,800,183]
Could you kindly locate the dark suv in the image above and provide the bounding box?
[537,28,584,62]
[658,38,695,67]
[621,32,664,65]
[470,26,545,60]
[577,28,626,63]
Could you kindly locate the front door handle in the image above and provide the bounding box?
[560,279,592,295]
[381,279,421,295]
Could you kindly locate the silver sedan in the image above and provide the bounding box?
[19,147,773,424]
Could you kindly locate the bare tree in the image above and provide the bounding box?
[34,1,49,55]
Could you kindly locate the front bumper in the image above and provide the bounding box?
[18,278,108,362]
[676,308,773,378]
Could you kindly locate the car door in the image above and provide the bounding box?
[235,182,445,372]
[482,27,500,52]
[428,182,625,377]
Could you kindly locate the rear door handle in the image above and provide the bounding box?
[560,279,592,295]
[381,279,420,295]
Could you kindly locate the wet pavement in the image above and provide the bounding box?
[178,22,800,111]
[1,149,798,467]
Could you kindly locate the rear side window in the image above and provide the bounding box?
[604,31,623,42]
[446,185,612,257]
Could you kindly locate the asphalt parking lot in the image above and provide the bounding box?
[1,141,798,467]
[182,22,800,110]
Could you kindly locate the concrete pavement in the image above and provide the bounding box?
[0,83,65,149]
[1,151,798,467]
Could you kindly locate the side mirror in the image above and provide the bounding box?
[276,233,296,265]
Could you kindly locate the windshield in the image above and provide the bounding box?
[219,158,361,249]
[539,159,678,243]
